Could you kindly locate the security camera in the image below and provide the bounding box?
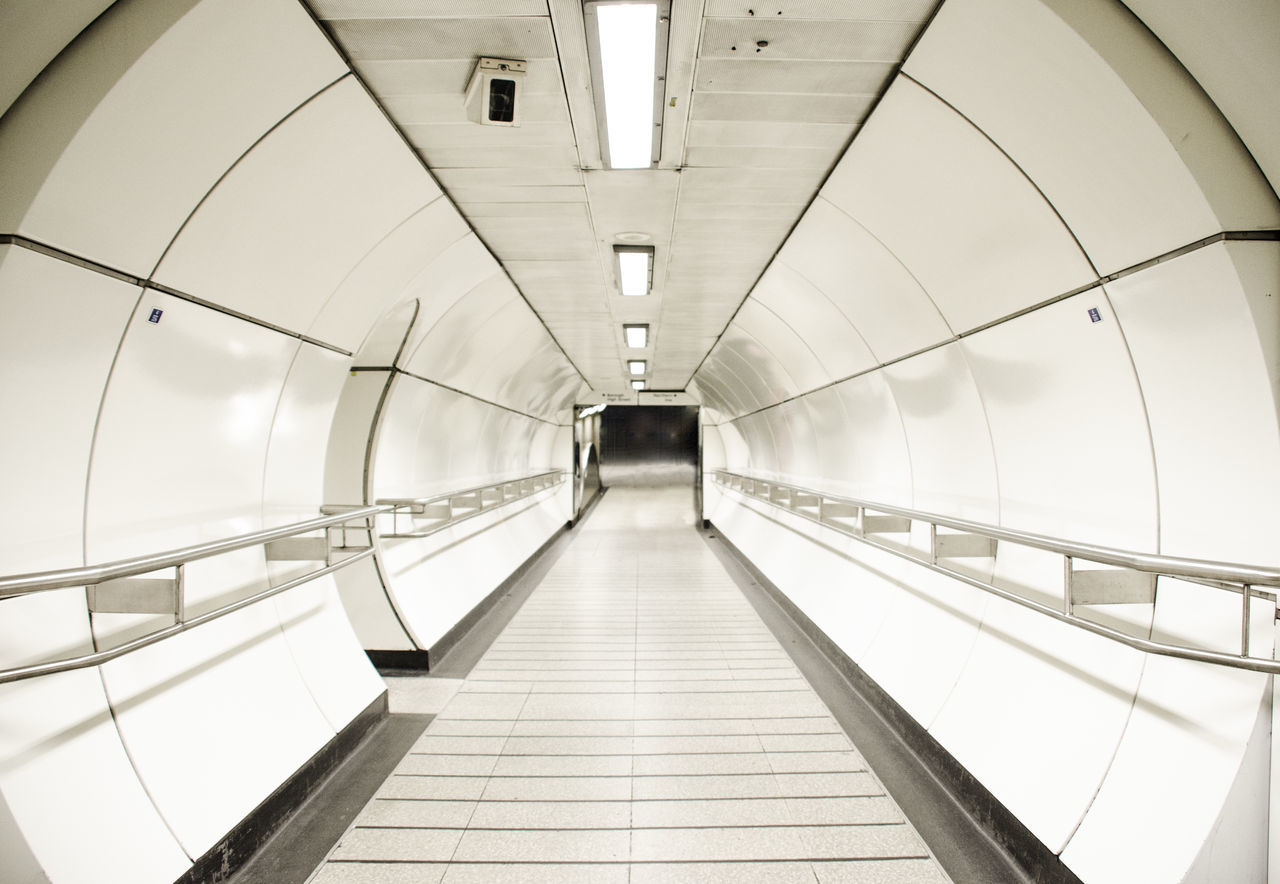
[465,57,527,127]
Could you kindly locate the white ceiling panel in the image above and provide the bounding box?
[410,145,581,168]
[700,17,919,61]
[703,0,938,20]
[687,120,852,150]
[434,167,584,188]
[406,123,576,149]
[327,17,558,60]
[312,0,548,17]
[696,57,891,93]
[382,92,569,125]
[359,58,565,95]
[693,93,875,123]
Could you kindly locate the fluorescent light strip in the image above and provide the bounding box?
[632,379,646,390]
[624,324,648,348]
[629,360,646,375]
[595,2,658,168]
[618,250,650,296]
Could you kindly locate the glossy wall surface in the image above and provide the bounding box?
[0,1,581,880]
[696,1,1280,881]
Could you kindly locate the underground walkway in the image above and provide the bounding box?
[303,485,953,883]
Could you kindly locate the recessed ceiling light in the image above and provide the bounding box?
[629,360,647,375]
[624,324,648,348]
[615,245,654,297]
[585,1,670,169]
[632,379,646,390]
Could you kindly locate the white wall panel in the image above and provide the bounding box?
[403,276,514,383]
[0,0,346,276]
[796,387,851,487]
[883,343,998,522]
[0,0,114,119]
[736,301,830,397]
[263,344,384,730]
[84,293,337,856]
[0,670,191,884]
[717,329,799,405]
[0,247,136,571]
[903,0,1276,276]
[100,607,335,858]
[1060,587,1273,882]
[928,597,1147,853]
[1106,243,1280,563]
[309,198,469,353]
[828,372,911,504]
[155,78,439,335]
[779,198,953,362]
[821,77,1094,332]
[749,263,876,382]
[960,293,1157,548]
[86,293,295,559]
[396,236,502,362]
[1124,0,1280,201]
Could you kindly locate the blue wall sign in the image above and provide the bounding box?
[148,308,163,324]
[1088,307,1102,323]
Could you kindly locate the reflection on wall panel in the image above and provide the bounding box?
[0,0,346,276]
[154,77,440,336]
[821,77,1094,332]
[883,343,998,522]
[732,298,831,393]
[906,0,1280,277]
[1106,243,1280,564]
[959,294,1156,550]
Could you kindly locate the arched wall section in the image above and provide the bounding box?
[0,1,581,880]
[697,1,1280,881]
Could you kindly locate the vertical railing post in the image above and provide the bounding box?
[1064,556,1074,616]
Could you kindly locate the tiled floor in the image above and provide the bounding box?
[308,486,951,883]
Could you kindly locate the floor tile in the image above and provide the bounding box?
[329,827,463,862]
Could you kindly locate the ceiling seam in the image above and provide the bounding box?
[294,0,591,391]
[680,0,950,391]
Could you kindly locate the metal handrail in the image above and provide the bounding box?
[377,469,565,538]
[0,505,390,685]
[0,505,391,599]
[711,469,1280,675]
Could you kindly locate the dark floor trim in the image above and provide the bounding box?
[178,691,389,884]
[365,649,432,671]
[704,523,1084,884]
[228,710,433,884]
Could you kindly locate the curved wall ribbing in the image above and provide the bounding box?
[696,1,1280,881]
[0,0,581,880]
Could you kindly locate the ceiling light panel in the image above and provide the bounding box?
[614,245,655,296]
[585,0,671,168]
[624,324,648,348]
[629,359,647,375]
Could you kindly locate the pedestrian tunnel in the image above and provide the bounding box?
[1,1,1279,882]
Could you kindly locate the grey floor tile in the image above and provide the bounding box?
[631,826,809,861]
[501,735,634,755]
[421,721,515,738]
[812,859,950,883]
[632,773,784,800]
[630,862,818,883]
[759,733,855,753]
[773,773,884,798]
[491,754,631,777]
[785,797,905,826]
[797,824,932,859]
[452,828,629,862]
[633,752,772,776]
[310,862,447,884]
[480,775,631,801]
[411,735,507,755]
[395,754,500,777]
[359,799,477,829]
[441,864,629,883]
[329,827,463,862]
[633,719,758,737]
[632,798,796,828]
[434,692,529,720]
[507,720,635,737]
[467,800,631,830]
[519,694,636,720]
[633,734,764,755]
[767,751,868,774]
[377,776,490,802]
